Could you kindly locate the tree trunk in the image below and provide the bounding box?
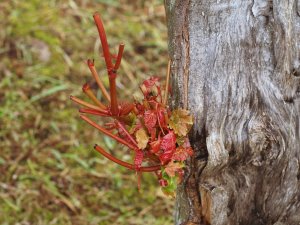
[165,1,300,224]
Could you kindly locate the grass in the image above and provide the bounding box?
[0,0,173,224]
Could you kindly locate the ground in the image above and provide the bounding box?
[0,1,173,224]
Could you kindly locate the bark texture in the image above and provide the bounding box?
[165,0,300,224]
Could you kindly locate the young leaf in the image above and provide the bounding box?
[144,110,157,132]
[161,170,177,197]
[172,146,193,161]
[168,109,193,136]
[159,131,176,164]
[135,128,149,149]
[164,161,184,177]
[161,131,176,153]
[143,77,159,87]
[150,138,161,154]
[140,77,161,99]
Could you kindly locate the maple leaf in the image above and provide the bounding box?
[150,138,161,153]
[164,161,184,177]
[143,77,159,87]
[159,153,174,165]
[161,169,177,197]
[144,110,157,132]
[159,131,176,164]
[157,107,168,130]
[140,77,161,100]
[172,146,193,161]
[168,109,193,136]
[161,131,176,152]
[135,128,149,149]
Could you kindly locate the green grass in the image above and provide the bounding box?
[0,0,173,224]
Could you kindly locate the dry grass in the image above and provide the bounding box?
[0,0,173,224]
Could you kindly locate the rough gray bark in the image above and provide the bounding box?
[165,1,300,225]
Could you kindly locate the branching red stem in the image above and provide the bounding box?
[80,115,137,150]
[93,12,119,116]
[94,145,160,172]
[93,13,113,71]
[116,120,138,148]
[114,43,125,70]
[87,59,111,102]
[70,95,103,111]
[82,83,106,109]
[79,108,110,117]
[109,76,118,116]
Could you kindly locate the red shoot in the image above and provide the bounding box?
[71,13,194,195]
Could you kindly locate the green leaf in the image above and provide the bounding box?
[161,169,178,197]
[30,84,68,102]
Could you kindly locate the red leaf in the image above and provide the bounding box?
[144,110,157,132]
[140,77,161,100]
[161,131,176,152]
[159,153,174,165]
[143,77,159,88]
[159,131,176,164]
[150,138,161,153]
[172,146,193,161]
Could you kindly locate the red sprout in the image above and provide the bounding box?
[93,13,113,71]
[71,13,193,194]
[93,12,120,116]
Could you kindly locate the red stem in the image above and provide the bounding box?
[94,145,160,172]
[109,76,118,116]
[70,95,102,111]
[82,83,106,109]
[114,43,125,70]
[116,120,138,148]
[93,12,119,116]
[93,13,113,71]
[87,59,111,102]
[80,115,137,150]
[79,108,110,117]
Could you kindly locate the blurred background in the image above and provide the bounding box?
[0,0,172,224]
